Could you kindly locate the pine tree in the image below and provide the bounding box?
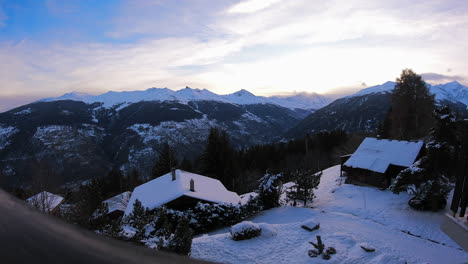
[152,142,179,179]
[127,199,149,231]
[201,127,237,189]
[103,168,125,197]
[428,106,459,179]
[256,171,283,209]
[390,69,435,140]
[72,179,105,227]
[126,168,141,191]
[287,170,321,206]
[90,202,110,231]
[378,107,392,138]
[180,158,193,172]
[390,106,457,211]
[168,217,194,255]
[107,218,123,238]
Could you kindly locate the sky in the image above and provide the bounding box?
[0,0,467,111]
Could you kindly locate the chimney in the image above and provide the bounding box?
[171,168,176,181]
[190,178,195,192]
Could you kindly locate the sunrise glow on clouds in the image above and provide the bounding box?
[0,0,467,110]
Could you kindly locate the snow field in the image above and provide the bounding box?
[192,165,468,264]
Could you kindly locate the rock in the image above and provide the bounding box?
[360,244,376,252]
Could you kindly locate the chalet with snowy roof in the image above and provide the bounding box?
[342,137,424,188]
[27,191,64,215]
[124,169,241,215]
[102,191,132,219]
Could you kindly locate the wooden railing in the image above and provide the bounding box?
[451,162,468,220]
[450,121,468,220]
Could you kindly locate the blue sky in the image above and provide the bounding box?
[0,0,467,111]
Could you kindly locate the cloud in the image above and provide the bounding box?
[421,72,467,84]
[107,0,230,39]
[1,0,468,111]
[0,36,245,99]
[227,0,283,14]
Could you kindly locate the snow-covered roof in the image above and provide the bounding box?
[344,137,423,173]
[27,191,64,213]
[124,170,241,216]
[103,191,132,214]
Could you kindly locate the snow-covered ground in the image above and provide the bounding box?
[192,165,468,264]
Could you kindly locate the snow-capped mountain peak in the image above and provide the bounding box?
[350,81,396,97]
[39,87,332,110]
[173,87,227,102]
[431,81,468,106]
[231,89,256,97]
[349,80,468,107]
[41,91,94,102]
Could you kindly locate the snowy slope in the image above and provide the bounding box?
[40,87,331,110]
[350,81,397,97]
[0,125,18,150]
[350,81,468,107]
[431,81,468,106]
[192,165,467,264]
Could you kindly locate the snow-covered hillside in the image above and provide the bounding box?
[350,81,468,107]
[40,87,331,110]
[192,165,467,264]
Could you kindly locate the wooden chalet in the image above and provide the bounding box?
[27,191,64,215]
[102,191,132,219]
[124,169,240,215]
[342,137,424,188]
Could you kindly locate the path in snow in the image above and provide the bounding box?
[192,165,468,264]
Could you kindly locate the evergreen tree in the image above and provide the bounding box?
[103,168,125,197]
[107,218,123,238]
[389,69,435,140]
[72,179,105,227]
[126,168,141,191]
[256,171,283,209]
[378,107,392,138]
[201,127,237,189]
[152,142,179,179]
[167,217,194,255]
[287,170,321,206]
[127,199,149,231]
[180,158,193,172]
[390,106,457,211]
[90,202,110,231]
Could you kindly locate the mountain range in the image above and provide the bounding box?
[40,87,331,111]
[0,81,467,187]
[288,81,468,137]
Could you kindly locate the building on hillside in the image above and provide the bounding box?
[124,169,241,216]
[102,191,132,219]
[342,137,424,188]
[27,191,64,215]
